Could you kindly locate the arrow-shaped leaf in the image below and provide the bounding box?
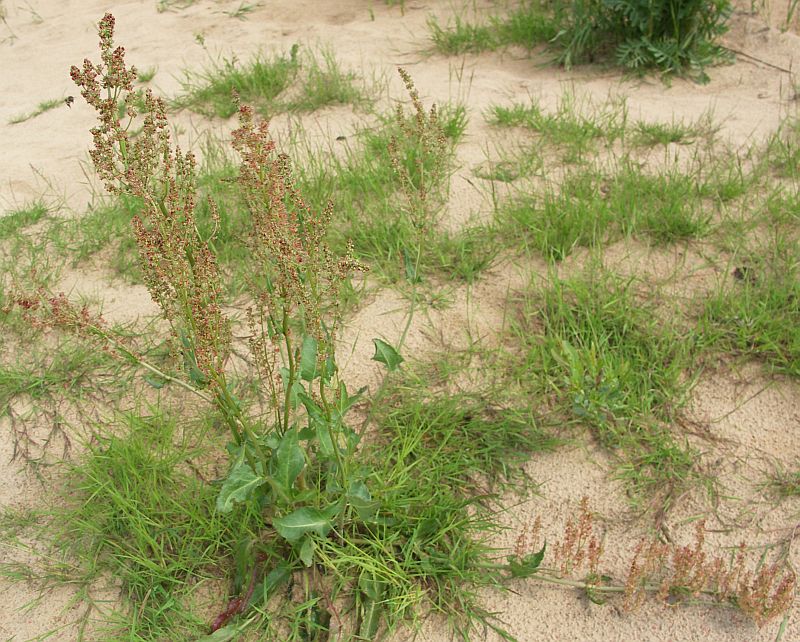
[274,428,305,493]
[216,461,265,514]
[348,480,379,521]
[507,542,547,578]
[273,507,333,543]
[372,338,403,371]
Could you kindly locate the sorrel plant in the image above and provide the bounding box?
[63,12,401,634]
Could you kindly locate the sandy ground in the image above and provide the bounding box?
[2,0,800,640]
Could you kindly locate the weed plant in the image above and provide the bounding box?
[5,14,519,639]
[297,85,480,285]
[428,1,557,55]
[488,94,627,163]
[429,0,731,78]
[0,201,48,240]
[501,163,709,260]
[8,97,62,124]
[702,241,800,376]
[510,501,795,626]
[513,271,701,505]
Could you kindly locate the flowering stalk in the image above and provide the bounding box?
[70,13,255,448]
[509,500,796,627]
[69,16,372,559]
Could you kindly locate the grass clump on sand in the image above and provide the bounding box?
[0,201,48,239]
[297,79,491,285]
[701,242,800,377]
[3,8,798,641]
[511,270,702,507]
[428,0,557,54]
[174,46,369,118]
[499,164,709,261]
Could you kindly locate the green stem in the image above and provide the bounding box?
[517,570,735,604]
[396,241,423,355]
[85,323,213,403]
[281,306,295,436]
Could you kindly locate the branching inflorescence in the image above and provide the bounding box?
[512,499,796,627]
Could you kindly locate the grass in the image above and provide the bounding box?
[8,97,62,124]
[136,66,157,83]
[4,384,558,640]
[499,163,710,260]
[5,11,800,639]
[0,201,47,239]
[174,46,368,119]
[701,240,800,376]
[632,113,719,147]
[428,1,556,55]
[298,102,475,283]
[768,468,800,497]
[47,195,142,280]
[427,0,731,77]
[487,94,627,163]
[330,383,560,637]
[41,412,245,639]
[511,270,702,505]
[175,47,300,118]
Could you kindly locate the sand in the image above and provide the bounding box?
[2,0,800,640]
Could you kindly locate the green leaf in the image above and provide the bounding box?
[273,507,333,542]
[507,542,546,578]
[347,480,379,521]
[196,625,240,642]
[143,374,166,389]
[337,382,366,415]
[233,537,255,593]
[371,338,403,371]
[358,571,385,639]
[299,536,315,567]
[315,419,336,459]
[298,391,324,422]
[299,335,319,381]
[274,428,305,493]
[216,461,265,514]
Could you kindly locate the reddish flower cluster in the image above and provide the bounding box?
[231,101,364,383]
[10,290,116,355]
[553,497,604,579]
[523,499,795,626]
[71,12,230,381]
[387,67,449,233]
[69,13,138,194]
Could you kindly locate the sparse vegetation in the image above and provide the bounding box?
[1,4,799,641]
[174,46,369,118]
[8,97,62,124]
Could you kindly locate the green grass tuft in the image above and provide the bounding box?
[428,1,556,55]
[512,271,702,505]
[500,163,709,260]
[701,244,800,377]
[0,201,47,240]
[174,46,368,119]
[8,98,63,124]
